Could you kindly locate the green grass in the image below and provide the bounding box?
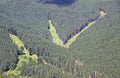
[1,0,119,77]
[4,33,67,78]
[4,34,38,77]
[48,20,63,47]
[49,11,106,48]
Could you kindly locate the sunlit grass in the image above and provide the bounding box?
[5,33,65,77]
[4,34,39,77]
[100,10,106,17]
[48,11,106,48]
[4,10,106,78]
[48,20,63,46]
[64,21,96,48]
[9,34,24,50]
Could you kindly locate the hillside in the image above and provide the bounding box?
[0,0,120,78]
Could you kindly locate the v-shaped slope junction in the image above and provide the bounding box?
[48,10,106,48]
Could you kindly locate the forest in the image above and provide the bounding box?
[0,0,120,78]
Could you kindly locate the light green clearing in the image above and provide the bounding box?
[2,10,106,78]
[4,34,66,78]
[48,20,63,46]
[48,11,106,48]
[4,34,38,78]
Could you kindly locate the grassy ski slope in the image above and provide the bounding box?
[48,10,106,48]
[4,34,38,77]
[3,34,67,78]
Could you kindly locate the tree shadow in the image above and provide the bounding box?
[35,0,76,6]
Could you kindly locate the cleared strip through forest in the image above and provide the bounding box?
[48,10,106,48]
[4,33,38,78]
[3,33,73,78]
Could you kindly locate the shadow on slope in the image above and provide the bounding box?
[35,0,76,6]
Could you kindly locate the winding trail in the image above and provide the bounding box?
[48,10,106,48]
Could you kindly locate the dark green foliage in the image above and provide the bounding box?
[8,27,17,35]
[0,0,120,78]
[0,30,18,73]
[21,62,76,78]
